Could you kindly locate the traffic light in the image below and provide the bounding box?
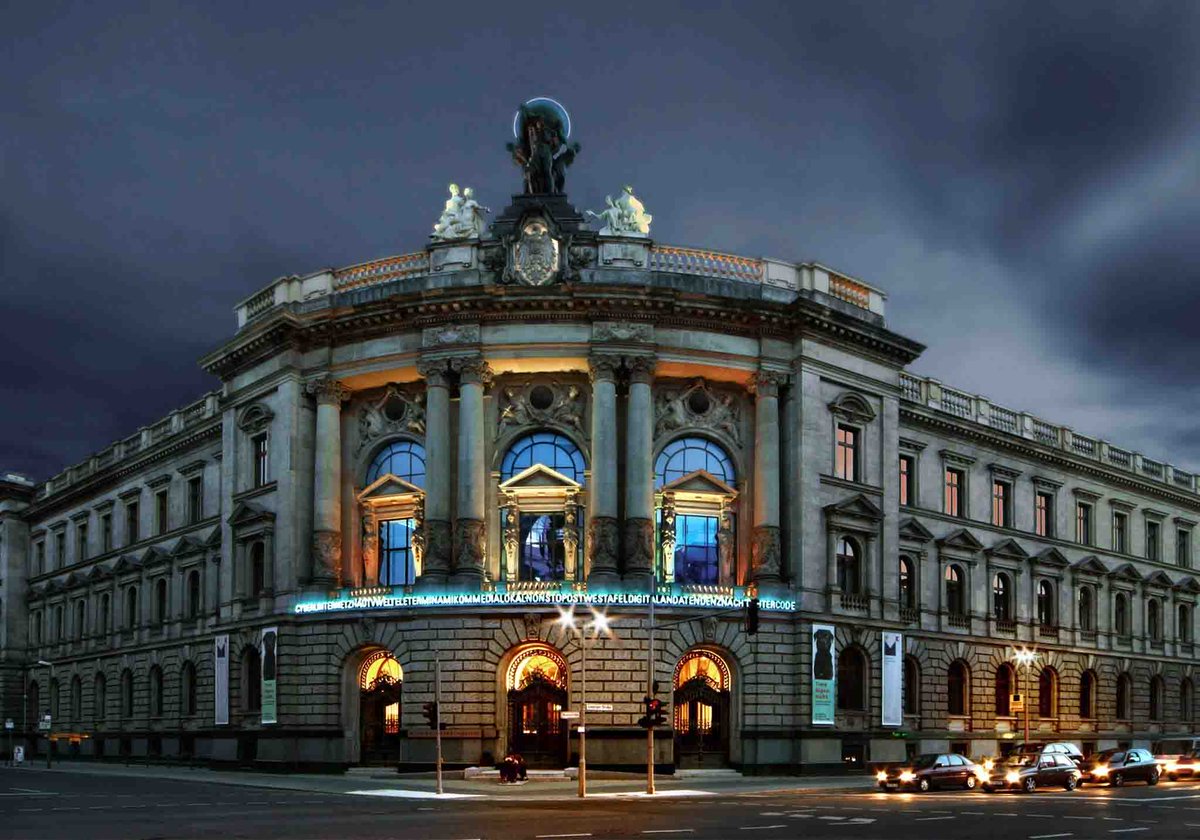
[422,701,439,728]
[637,696,654,729]
[746,597,760,635]
[649,698,667,728]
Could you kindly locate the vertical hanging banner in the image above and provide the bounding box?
[214,634,229,726]
[811,623,836,725]
[881,631,903,726]
[261,627,278,725]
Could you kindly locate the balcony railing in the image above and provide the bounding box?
[899,606,920,624]
[1038,624,1060,640]
[840,592,869,611]
[947,613,970,629]
[994,617,1017,634]
[333,251,430,291]
[648,245,764,283]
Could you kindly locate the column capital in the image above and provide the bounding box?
[623,354,656,385]
[588,353,622,383]
[417,358,452,387]
[451,355,493,387]
[750,369,789,398]
[306,377,350,406]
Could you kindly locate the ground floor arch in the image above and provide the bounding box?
[504,643,569,767]
[343,647,404,765]
[673,648,733,768]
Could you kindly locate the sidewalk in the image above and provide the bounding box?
[3,761,875,800]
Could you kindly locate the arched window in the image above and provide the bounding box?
[836,647,867,711]
[1038,667,1059,717]
[837,538,861,595]
[947,660,969,716]
[903,656,920,715]
[186,570,202,618]
[54,605,64,640]
[502,432,586,483]
[180,662,197,717]
[898,556,915,609]
[1079,669,1097,719]
[243,647,262,714]
[945,565,965,617]
[1150,675,1164,720]
[120,669,134,718]
[366,439,427,487]
[149,666,163,718]
[1037,580,1055,626]
[70,676,82,722]
[1182,678,1195,722]
[1078,586,1095,631]
[249,541,266,597]
[99,593,110,635]
[1116,672,1132,720]
[1115,592,1130,636]
[155,577,168,623]
[94,673,107,722]
[1179,604,1193,644]
[1148,599,1162,642]
[653,437,735,488]
[995,663,1014,716]
[74,601,85,639]
[124,586,138,629]
[993,572,1012,621]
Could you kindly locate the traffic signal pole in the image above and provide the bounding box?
[435,658,443,795]
[646,592,655,795]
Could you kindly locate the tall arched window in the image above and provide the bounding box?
[70,676,82,722]
[1079,670,1097,719]
[155,578,168,623]
[1150,675,1164,720]
[655,437,736,586]
[180,662,197,717]
[243,647,262,714]
[1038,667,1059,717]
[837,538,861,595]
[1116,672,1132,719]
[898,556,915,609]
[1037,580,1056,625]
[502,432,586,483]
[945,565,965,617]
[74,601,85,639]
[1115,592,1130,636]
[124,586,138,629]
[1182,678,1195,722]
[94,673,107,722]
[1179,604,1193,644]
[120,669,134,718]
[249,541,266,596]
[903,656,920,715]
[99,593,110,635]
[993,572,1012,621]
[836,647,867,711]
[654,436,735,488]
[1078,586,1095,631]
[186,570,202,618]
[995,663,1014,716]
[149,666,164,718]
[1148,599,1162,642]
[366,440,427,486]
[947,660,969,716]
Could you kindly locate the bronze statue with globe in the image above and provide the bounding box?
[507,98,580,195]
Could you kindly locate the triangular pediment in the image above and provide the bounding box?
[171,536,204,558]
[1144,570,1173,589]
[203,527,221,548]
[898,517,935,543]
[228,500,273,527]
[112,554,142,573]
[936,528,984,552]
[87,564,111,581]
[987,538,1029,560]
[1033,546,1069,568]
[824,492,884,522]
[1109,562,1143,582]
[65,571,86,587]
[44,578,64,594]
[140,546,169,567]
[659,469,736,497]
[1173,576,1200,594]
[1071,555,1109,575]
[358,473,427,502]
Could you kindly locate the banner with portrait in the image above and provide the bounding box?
[214,634,229,725]
[811,623,836,725]
[881,631,903,726]
[261,627,278,725]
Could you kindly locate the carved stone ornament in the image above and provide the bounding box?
[701,615,718,642]
[422,324,481,348]
[423,519,452,578]
[654,378,742,447]
[451,356,494,387]
[751,525,781,580]
[312,529,343,583]
[430,183,490,242]
[497,379,585,437]
[522,612,542,641]
[453,518,487,575]
[586,516,620,579]
[623,517,655,576]
[357,385,426,454]
[592,321,654,344]
[585,186,652,236]
[361,508,379,585]
[307,377,351,406]
[510,218,560,285]
[565,244,597,281]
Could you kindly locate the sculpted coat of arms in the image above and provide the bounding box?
[511,219,560,285]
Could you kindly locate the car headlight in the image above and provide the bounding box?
[1166,763,1179,774]
[1005,770,1021,784]
[876,771,888,782]
[1093,765,1109,777]
[975,769,990,782]
[899,771,916,783]
[984,758,995,771]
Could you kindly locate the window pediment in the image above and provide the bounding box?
[824,493,884,524]
[1174,576,1200,594]
[112,554,142,574]
[358,473,427,504]
[829,391,876,424]
[986,538,1029,561]
[1144,570,1173,589]
[237,403,274,434]
[170,537,204,558]
[1071,555,1109,576]
[140,546,169,568]
[228,500,274,529]
[1032,546,1069,568]
[936,528,984,553]
[658,469,737,499]
[498,463,584,493]
[87,564,111,582]
[1108,562,1143,582]
[898,517,934,544]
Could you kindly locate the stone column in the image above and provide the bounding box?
[587,355,621,588]
[751,370,786,589]
[307,377,350,586]
[417,360,452,587]
[451,356,491,588]
[623,355,656,587]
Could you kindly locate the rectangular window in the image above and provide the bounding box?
[1113,512,1128,554]
[899,456,914,507]
[1179,529,1192,568]
[101,514,112,553]
[34,541,45,576]
[77,523,89,562]
[991,481,1010,528]
[1076,502,1093,546]
[944,468,964,518]
[835,425,859,482]
[187,477,204,524]
[379,518,418,586]
[126,501,139,546]
[1035,492,1054,538]
[252,434,270,487]
[55,532,65,568]
[156,490,169,535]
[1146,521,1160,562]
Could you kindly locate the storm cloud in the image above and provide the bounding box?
[3,1,1198,479]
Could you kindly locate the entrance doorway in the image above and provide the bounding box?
[359,651,403,765]
[506,646,569,767]
[673,649,732,768]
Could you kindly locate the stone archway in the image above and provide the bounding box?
[343,647,403,765]
[673,648,733,768]
[503,643,570,767]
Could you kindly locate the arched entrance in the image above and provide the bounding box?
[506,645,569,767]
[358,651,403,765]
[673,649,732,768]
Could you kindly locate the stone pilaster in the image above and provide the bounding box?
[451,356,491,587]
[587,354,621,588]
[751,370,787,589]
[307,377,350,586]
[623,354,656,586]
[417,360,452,587]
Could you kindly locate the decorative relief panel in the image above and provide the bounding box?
[357,385,426,454]
[654,378,743,447]
[592,321,653,343]
[497,379,586,437]
[422,324,481,348]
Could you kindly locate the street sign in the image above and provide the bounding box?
[585,703,613,712]
[3,719,12,730]
[1010,693,1025,713]
[560,711,580,720]
[38,716,51,732]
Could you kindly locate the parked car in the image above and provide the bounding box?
[876,753,986,792]
[1155,748,1200,781]
[1078,748,1160,786]
[983,753,1081,793]
[1011,741,1085,764]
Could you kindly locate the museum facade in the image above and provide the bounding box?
[1,110,1197,772]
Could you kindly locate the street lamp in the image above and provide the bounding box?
[37,660,53,769]
[1013,647,1038,747]
[558,605,613,798]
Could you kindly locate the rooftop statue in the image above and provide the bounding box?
[431,183,490,241]
[507,97,580,195]
[586,185,652,236]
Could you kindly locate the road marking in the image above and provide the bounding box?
[10,788,50,794]
[1063,816,1095,820]
[914,816,956,821]
[642,832,694,835]
[536,834,591,838]
[740,827,786,831]
[1029,834,1073,839]
[1108,830,1149,834]
[759,812,784,816]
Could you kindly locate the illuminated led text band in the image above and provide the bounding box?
[295,589,796,615]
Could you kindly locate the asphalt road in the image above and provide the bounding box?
[4,768,1200,839]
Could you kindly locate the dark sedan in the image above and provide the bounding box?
[1079,748,1160,786]
[876,753,986,792]
[983,753,1081,793]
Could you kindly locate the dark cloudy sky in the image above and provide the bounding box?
[3,1,1199,480]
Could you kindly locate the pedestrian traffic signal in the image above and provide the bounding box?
[649,698,667,728]
[637,696,654,729]
[746,597,760,635]
[422,701,438,728]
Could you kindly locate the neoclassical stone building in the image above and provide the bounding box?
[2,118,1197,772]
